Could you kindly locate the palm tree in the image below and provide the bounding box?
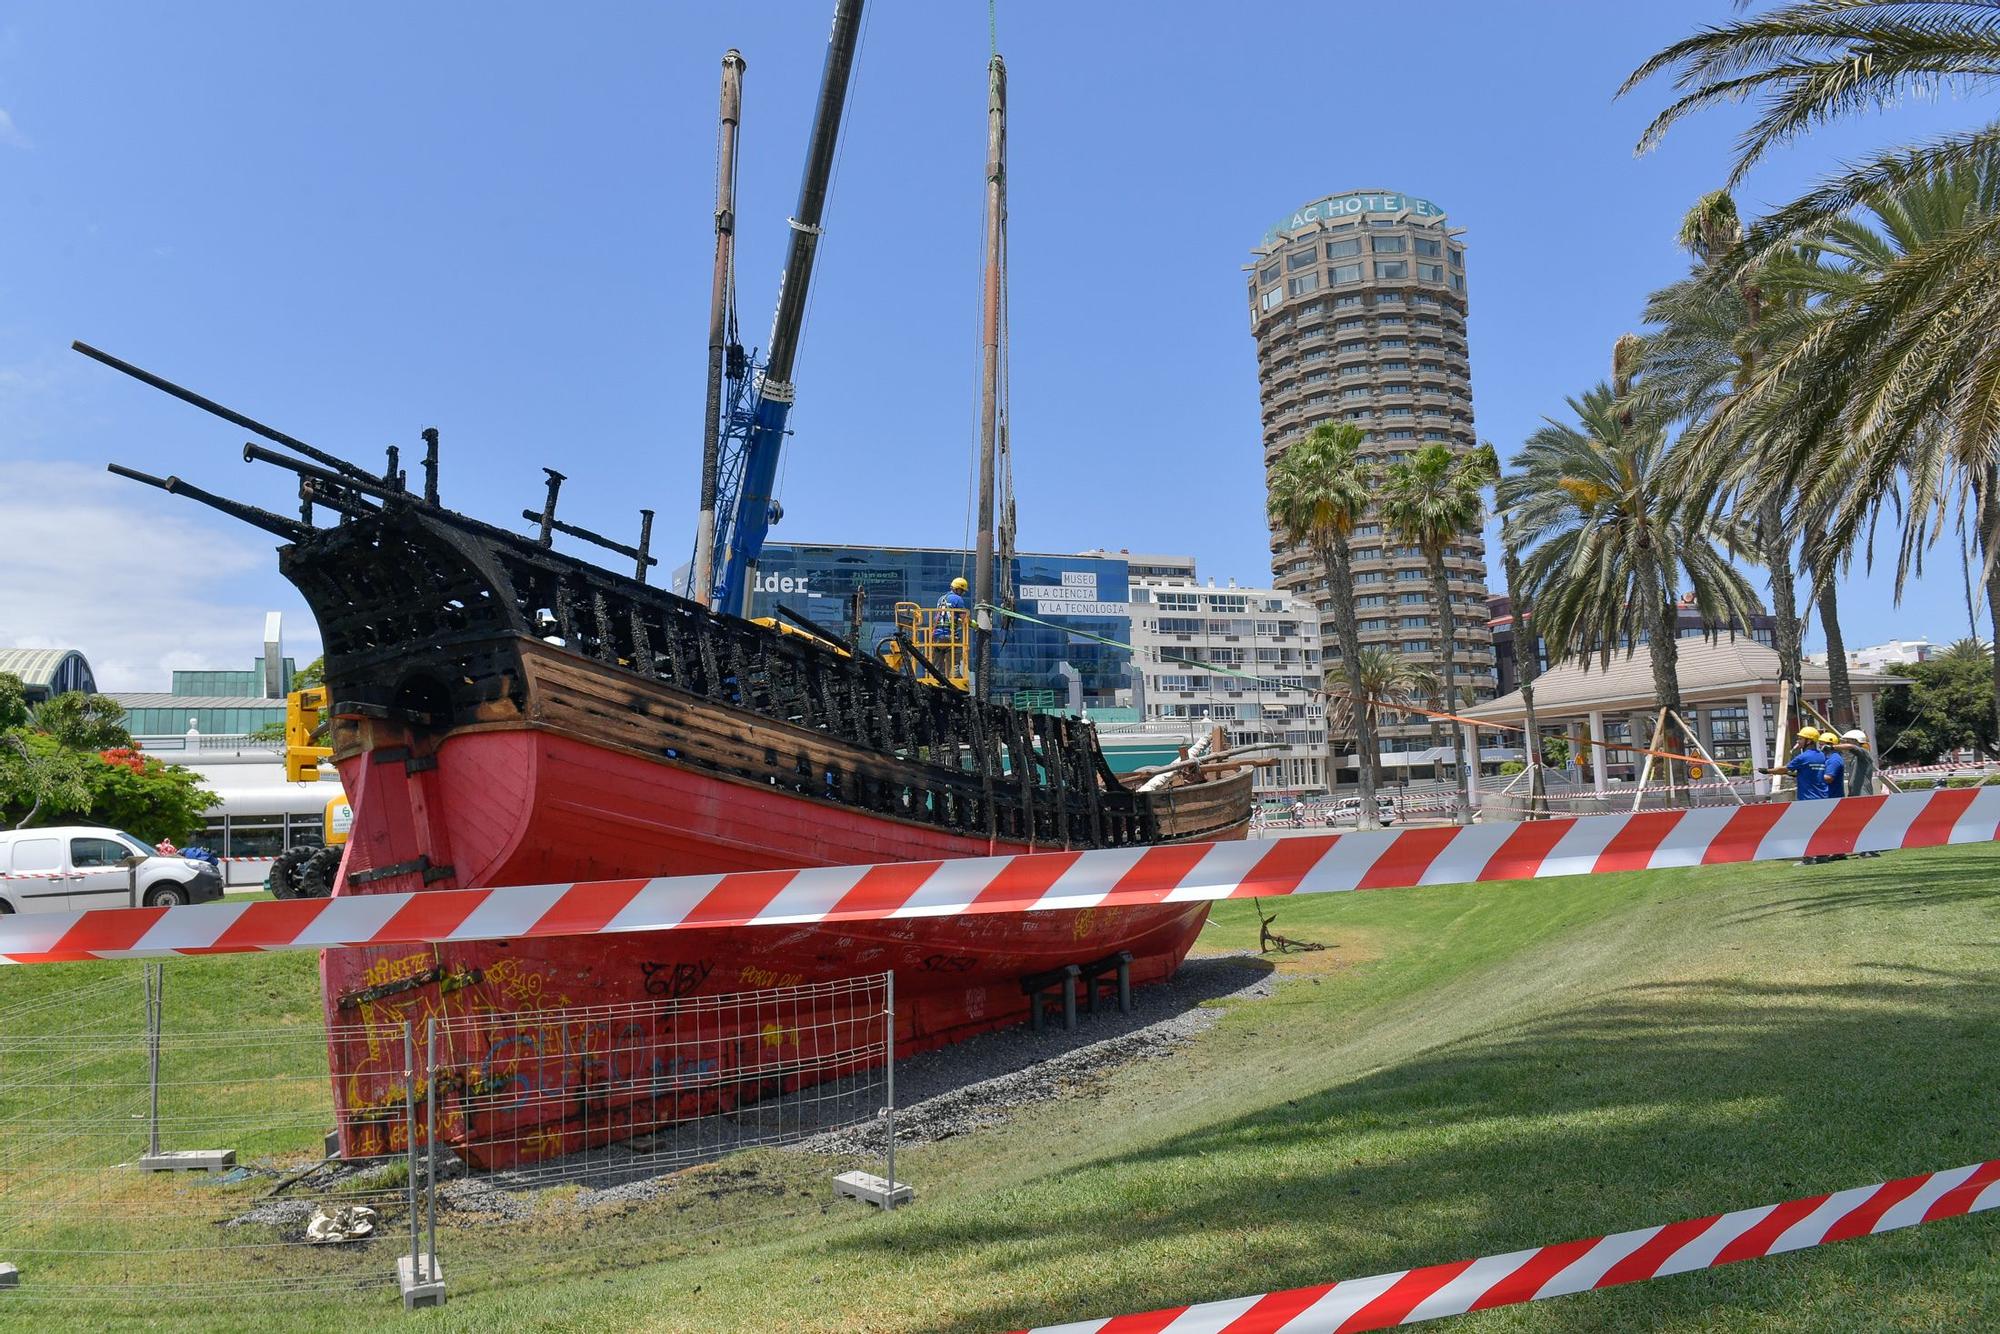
[1498,381,1762,753]
[1624,3,2000,244]
[1640,190,1809,696]
[1269,422,1380,825]
[1321,647,1439,799]
[1380,442,1496,823]
[1628,6,2000,738]
[1670,148,2000,737]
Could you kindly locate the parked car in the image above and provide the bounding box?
[0,827,226,913]
[1332,796,1400,826]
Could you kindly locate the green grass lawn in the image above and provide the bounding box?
[3,844,1998,1331]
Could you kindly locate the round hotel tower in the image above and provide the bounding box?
[1247,190,1496,784]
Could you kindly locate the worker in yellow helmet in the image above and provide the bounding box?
[933,576,972,655]
[1762,728,1831,796]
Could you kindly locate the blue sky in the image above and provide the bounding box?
[3,2,1995,686]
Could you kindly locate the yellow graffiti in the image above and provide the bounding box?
[523,1125,564,1160]
[739,964,803,990]
[359,951,434,990]
[485,956,572,1008]
[334,952,587,1151]
[1072,907,1097,942]
[760,1021,800,1051]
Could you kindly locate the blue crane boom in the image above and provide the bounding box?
[708,0,865,617]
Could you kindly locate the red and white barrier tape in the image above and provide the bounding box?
[0,788,1994,965]
[1884,760,1998,777]
[1011,1159,2000,1333]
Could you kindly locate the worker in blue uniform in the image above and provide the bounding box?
[1822,737,1847,799]
[1763,727,1829,799]
[1819,730,1850,862]
[933,576,972,658]
[1763,727,1831,863]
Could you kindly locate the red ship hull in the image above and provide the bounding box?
[322,728,1236,1164]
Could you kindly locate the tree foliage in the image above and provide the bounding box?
[1321,647,1438,790]
[0,674,27,732]
[29,691,133,751]
[1623,1,2000,211]
[0,675,213,841]
[74,744,215,844]
[1627,5,2000,740]
[1877,640,1998,762]
[1498,382,1761,723]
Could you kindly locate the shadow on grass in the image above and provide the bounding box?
[1717,854,2000,924]
[824,952,2000,1330]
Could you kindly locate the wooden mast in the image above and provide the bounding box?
[692,49,746,607]
[973,54,1007,694]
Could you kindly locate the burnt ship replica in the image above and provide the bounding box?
[100,387,1250,1163]
[91,5,1253,1165]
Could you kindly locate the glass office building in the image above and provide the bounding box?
[116,656,299,735]
[741,543,1134,708]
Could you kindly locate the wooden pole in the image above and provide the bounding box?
[1668,708,1746,806]
[1631,708,1667,813]
[1770,679,1793,795]
[692,49,746,607]
[972,55,1007,693]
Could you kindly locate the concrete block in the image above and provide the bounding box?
[0,1262,18,1289]
[397,1254,445,1309]
[833,1170,913,1209]
[138,1149,235,1172]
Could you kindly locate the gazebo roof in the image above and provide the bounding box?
[1465,636,1911,722]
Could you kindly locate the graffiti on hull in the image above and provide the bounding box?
[325,947,863,1167]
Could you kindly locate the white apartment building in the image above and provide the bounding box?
[1808,638,1939,673]
[1086,552,1327,797]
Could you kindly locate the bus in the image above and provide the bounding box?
[195,775,348,888]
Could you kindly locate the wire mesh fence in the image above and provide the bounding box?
[1477,777,1765,818]
[0,964,896,1308]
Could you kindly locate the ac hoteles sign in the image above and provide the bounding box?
[1263,190,1445,243]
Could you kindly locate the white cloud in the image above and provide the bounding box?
[0,462,322,691]
[0,108,27,149]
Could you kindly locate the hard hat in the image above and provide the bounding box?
[1796,726,1821,742]
[951,577,969,592]
[1841,728,1867,744]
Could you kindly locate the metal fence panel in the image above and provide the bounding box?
[0,965,895,1307]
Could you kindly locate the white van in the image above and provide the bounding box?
[0,827,225,913]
